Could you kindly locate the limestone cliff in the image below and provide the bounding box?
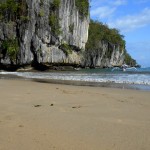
[0,0,89,65]
[84,20,126,68]
[84,41,124,68]
[0,0,130,69]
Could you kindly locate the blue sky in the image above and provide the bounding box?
[90,0,150,67]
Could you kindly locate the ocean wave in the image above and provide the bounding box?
[1,71,150,86]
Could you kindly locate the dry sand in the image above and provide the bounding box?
[0,79,150,150]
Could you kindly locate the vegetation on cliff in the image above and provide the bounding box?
[85,20,137,66]
[0,0,28,22]
[49,0,61,36]
[0,0,18,21]
[75,0,89,18]
[1,38,19,63]
[86,20,125,51]
[124,50,137,66]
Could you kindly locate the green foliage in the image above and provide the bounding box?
[1,38,19,62]
[86,20,126,51]
[18,1,28,17]
[85,20,136,66]
[40,0,44,6]
[124,51,137,66]
[49,13,61,36]
[39,9,45,17]
[84,20,128,65]
[20,15,30,22]
[60,43,72,56]
[0,13,4,20]
[39,0,45,17]
[37,48,42,53]
[0,0,19,21]
[0,0,29,22]
[51,0,60,10]
[69,24,74,34]
[49,0,61,36]
[75,0,89,18]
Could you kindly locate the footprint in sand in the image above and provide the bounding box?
[72,105,82,109]
[19,125,24,128]
[4,115,12,120]
[118,100,125,103]
[34,105,42,107]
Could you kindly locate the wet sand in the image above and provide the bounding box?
[0,79,150,150]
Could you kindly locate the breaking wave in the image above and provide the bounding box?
[1,67,150,86]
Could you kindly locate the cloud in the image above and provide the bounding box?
[90,0,127,19]
[110,0,127,6]
[91,6,116,19]
[133,0,150,4]
[108,8,150,32]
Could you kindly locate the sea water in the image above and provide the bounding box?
[1,67,150,90]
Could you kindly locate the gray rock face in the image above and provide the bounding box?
[0,0,89,65]
[84,41,125,68]
[0,0,125,68]
[59,0,89,49]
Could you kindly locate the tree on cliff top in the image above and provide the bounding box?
[124,50,137,66]
[75,0,89,18]
[85,20,137,66]
[85,20,126,51]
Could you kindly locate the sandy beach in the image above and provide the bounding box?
[0,79,150,150]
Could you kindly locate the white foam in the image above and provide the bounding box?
[1,71,150,85]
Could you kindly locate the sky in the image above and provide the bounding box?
[90,0,150,67]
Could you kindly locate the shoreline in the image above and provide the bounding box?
[1,73,150,91]
[0,79,150,150]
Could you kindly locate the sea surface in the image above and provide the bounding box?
[1,67,150,91]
